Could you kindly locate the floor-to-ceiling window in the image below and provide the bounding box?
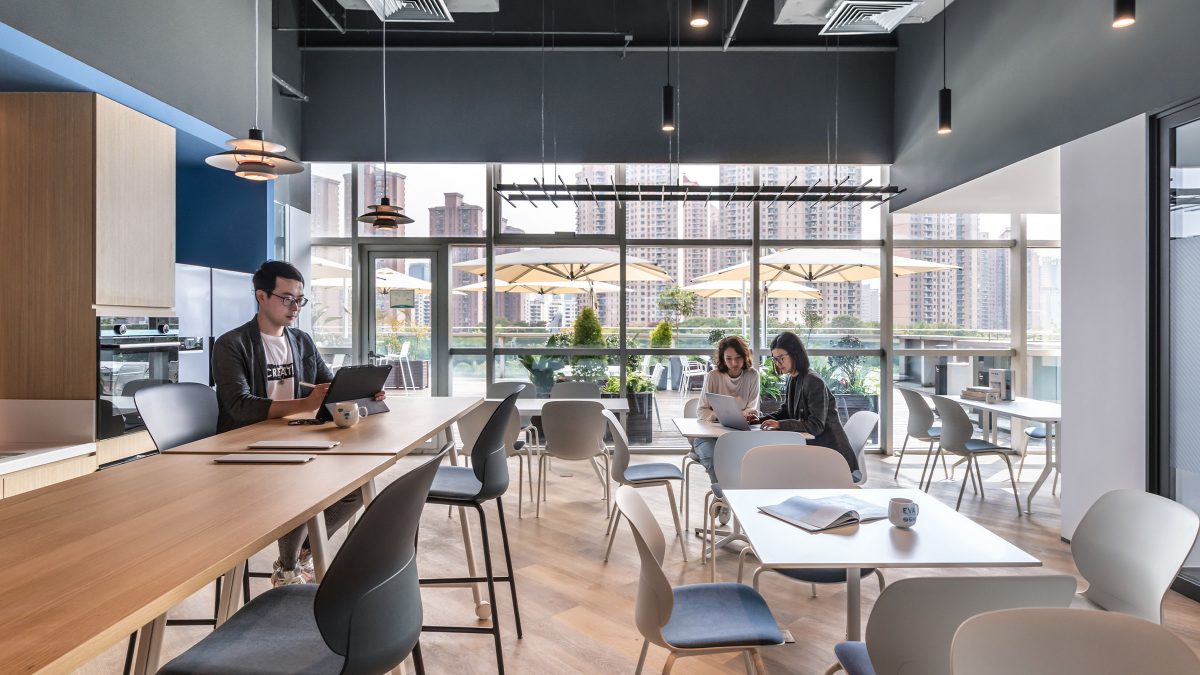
[308,162,1059,456]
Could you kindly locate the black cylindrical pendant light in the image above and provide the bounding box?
[662,84,676,132]
[689,0,710,28]
[1113,0,1136,28]
[938,88,953,135]
[936,0,952,135]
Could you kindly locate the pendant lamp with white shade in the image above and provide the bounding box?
[205,0,303,181]
[357,17,413,228]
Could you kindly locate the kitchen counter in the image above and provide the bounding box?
[0,442,98,476]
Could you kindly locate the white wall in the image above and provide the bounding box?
[1060,114,1149,538]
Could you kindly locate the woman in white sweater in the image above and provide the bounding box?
[693,335,760,482]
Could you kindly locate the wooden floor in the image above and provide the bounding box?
[77,451,1200,674]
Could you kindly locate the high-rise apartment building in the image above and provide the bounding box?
[311,174,346,237]
[429,193,523,330]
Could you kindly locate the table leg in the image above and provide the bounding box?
[130,613,166,675]
[1026,421,1057,513]
[307,513,330,582]
[845,568,862,641]
[215,563,246,626]
[361,478,379,506]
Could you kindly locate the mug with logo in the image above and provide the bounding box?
[888,497,919,528]
[334,402,369,429]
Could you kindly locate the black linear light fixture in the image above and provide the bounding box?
[689,0,710,28]
[662,1,676,132]
[357,17,413,228]
[205,0,303,181]
[937,0,952,135]
[494,182,906,208]
[1113,0,1136,28]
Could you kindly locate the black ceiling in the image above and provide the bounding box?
[283,0,899,50]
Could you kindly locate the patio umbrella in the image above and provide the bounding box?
[697,248,957,284]
[454,247,672,283]
[683,279,822,300]
[455,279,621,295]
[311,268,433,293]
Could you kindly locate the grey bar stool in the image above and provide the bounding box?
[420,391,523,674]
[158,448,447,675]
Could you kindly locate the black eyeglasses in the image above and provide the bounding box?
[271,293,309,307]
[770,354,788,363]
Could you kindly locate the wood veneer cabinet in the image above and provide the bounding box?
[1,454,98,498]
[0,93,175,400]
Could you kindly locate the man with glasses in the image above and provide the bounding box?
[213,260,380,585]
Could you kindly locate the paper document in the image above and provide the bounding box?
[759,495,888,532]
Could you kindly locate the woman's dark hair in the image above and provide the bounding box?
[714,335,754,374]
[252,260,305,296]
[769,331,810,376]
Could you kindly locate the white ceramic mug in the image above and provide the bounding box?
[888,497,919,528]
[334,402,369,429]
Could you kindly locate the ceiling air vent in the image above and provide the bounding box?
[363,0,454,23]
[819,0,920,35]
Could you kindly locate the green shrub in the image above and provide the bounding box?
[649,320,673,349]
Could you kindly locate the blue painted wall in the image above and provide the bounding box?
[176,137,274,274]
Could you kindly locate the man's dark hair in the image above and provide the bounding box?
[769,331,811,376]
[252,260,305,296]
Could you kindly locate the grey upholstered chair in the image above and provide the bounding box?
[131,383,229,671]
[930,396,1022,515]
[832,575,1077,675]
[896,387,946,486]
[159,448,447,675]
[601,410,687,562]
[420,392,523,674]
[617,486,784,675]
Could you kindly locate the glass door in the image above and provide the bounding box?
[1155,103,1200,598]
[363,249,446,398]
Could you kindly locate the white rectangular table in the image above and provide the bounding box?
[937,394,1062,513]
[514,397,630,428]
[672,417,814,441]
[724,488,1041,640]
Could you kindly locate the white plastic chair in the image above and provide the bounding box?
[396,341,415,390]
[843,410,880,486]
[736,444,882,602]
[1070,489,1200,623]
[616,486,784,675]
[931,396,1022,516]
[950,608,1200,675]
[702,430,807,580]
[679,397,703,533]
[896,387,946,484]
[679,359,708,399]
[538,400,610,518]
[602,410,687,562]
[829,575,1078,675]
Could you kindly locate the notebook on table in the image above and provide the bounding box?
[247,440,341,450]
[759,495,887,532]
[215,453,316,464]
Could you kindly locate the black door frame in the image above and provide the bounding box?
[1150,99,1200,602]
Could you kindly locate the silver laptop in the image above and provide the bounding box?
[707,393,756,431]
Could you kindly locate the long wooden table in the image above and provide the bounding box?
[162,396,482,456]
[0,452,396,674]
[0,396,482,674]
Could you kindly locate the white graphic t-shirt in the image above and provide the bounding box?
[262,333,295,401]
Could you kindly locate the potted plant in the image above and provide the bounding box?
[603,371,657,443]
[570,307,608,386]
[814,335,880,442]
[758,360,784,417]
[517,332,570,397]
[649,320,673,390]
